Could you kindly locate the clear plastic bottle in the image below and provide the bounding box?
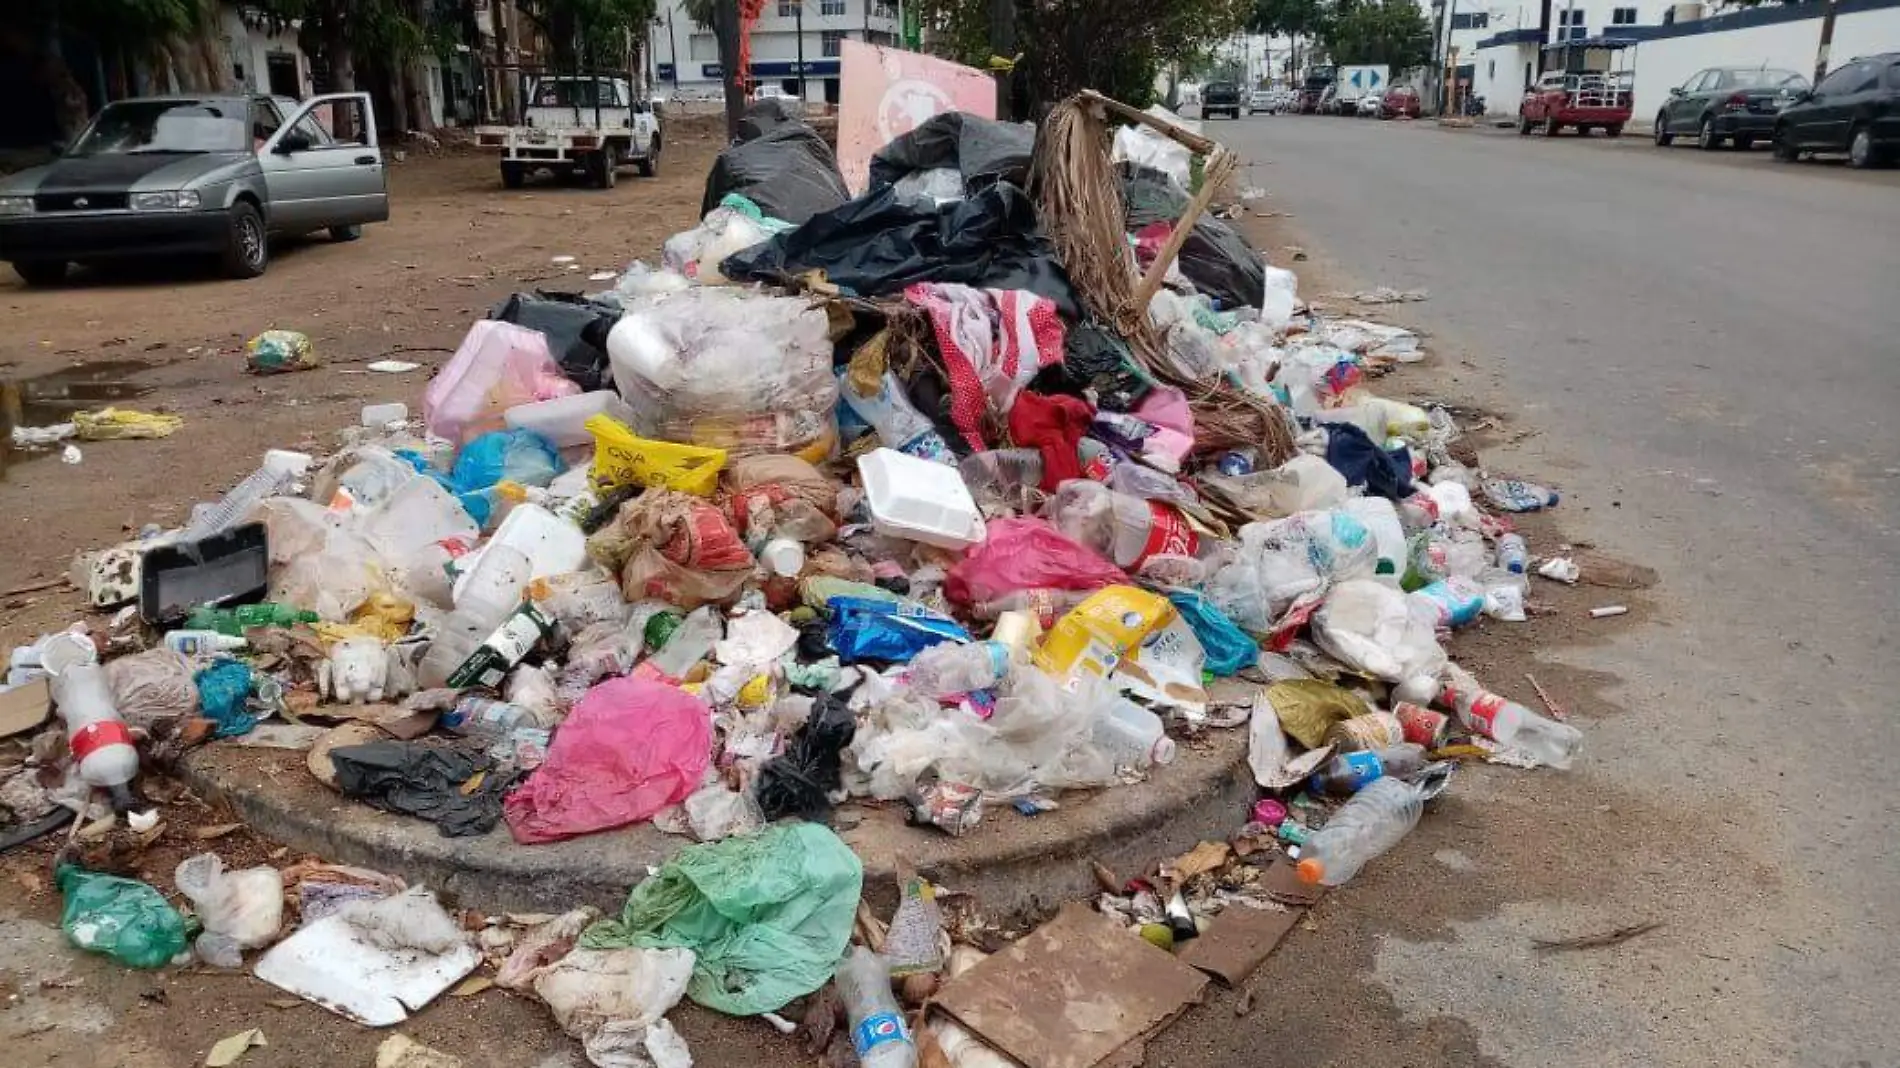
[969,588,1090,627]
[1308,743,1427,796]
[181,463,298,541]
[1296,775,1429,885]
[1443,680,1582,769]
[1092,697,1177,770]
[1481,479,1559,513]
[836,945,916,1068]
[959,449,1045,508]
[904,640,1010,698]
[1495,532,1529,574]
[162,631,249,657]
[1046,480,1196,570]
[418,545,532,689]
[637,605,723,683]
[50,663,139,806]
[760,537,806,578]
[441,695,540,737]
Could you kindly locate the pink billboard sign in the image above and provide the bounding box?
[837,40,996,194]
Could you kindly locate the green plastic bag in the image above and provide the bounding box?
[582,822,862,1015]
[57,864,190,969]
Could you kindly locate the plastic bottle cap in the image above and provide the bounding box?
[1296,857,1325,884]
[496,481,528,503]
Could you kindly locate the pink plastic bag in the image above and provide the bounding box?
[504,677,711,844]
[424,321,580,446]
[944,517,1127,607]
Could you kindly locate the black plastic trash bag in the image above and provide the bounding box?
[701,106,850,225]
[754,692,856,821]
[330,742,512,838]
[868,111,1035,195]
[722,182,1079,319]
[1120,162,1266,311]
[489,291,618,392]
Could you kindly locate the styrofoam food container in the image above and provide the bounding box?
[856,447,986,550]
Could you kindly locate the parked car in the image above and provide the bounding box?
[0,93,387,286]
[1653,66,1808,150]
[1771,52,1900,168]
[1249,89,1279,115]
[1203,82,1243,119]
[1355,92,1384,117]
[752,84,805,114]
[1316,85,1344,114]
[1380,85,1423,119]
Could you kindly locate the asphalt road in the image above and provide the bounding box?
[1167,117,1899,1067]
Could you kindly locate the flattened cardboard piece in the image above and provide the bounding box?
[934,903,1207,1068]
[1177,904,1302,986]
[1261,858,1325,906]
[0,678,52,737]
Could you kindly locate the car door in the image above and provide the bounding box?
[1667,70,1705,131]
[258,92,387,232]
[1876,60,1900,145]
[1804,61,1872,148]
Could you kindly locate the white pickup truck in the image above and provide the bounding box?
[476,74,661,189]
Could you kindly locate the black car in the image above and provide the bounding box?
[1653,66,1808,150]
[1203,82,1243,120]
[1772,52,1900,168]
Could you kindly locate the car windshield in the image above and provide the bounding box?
[1726,69,1807,89]
[69,99,246,155]
[533,79,624,108]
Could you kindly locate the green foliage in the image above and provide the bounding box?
[1249,0,1324,39]
[521,0,659,65]
[1313,0,1431,70]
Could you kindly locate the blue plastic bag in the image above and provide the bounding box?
[1166,590,1258,677]
[827,596,970,663]
[449,429,563,494]
[193,658,256,737]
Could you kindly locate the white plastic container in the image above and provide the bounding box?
[450,504,587,602]
[504,391,635,449]
[51,663,140,794]
[856,447,986,550]
[360,402,409,428]
[1093,696,1176,769]
[1342,497,1407,587]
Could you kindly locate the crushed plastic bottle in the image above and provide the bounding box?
[1308,743,1427,796]
[836,945,916,1068]
[1495,532,1529,574]
[179,461,298,541]
[1046,480,1197,570]
[903,640,1009,699]
[50,663,139,807]
[1441,670,1582,769]
[637,605,723,683]
[1296,775,1430,885]
[1481,478,1559,513]
[882,877,945,976]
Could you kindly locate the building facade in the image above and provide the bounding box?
[648,0,901,105]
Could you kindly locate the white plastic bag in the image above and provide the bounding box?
[1111,106,1201,191]
[1310,579,1447,682]
[1261,264,1300,334]
[175,853,285,965]
[533,946,697,1068]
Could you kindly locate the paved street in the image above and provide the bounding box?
[1167,116,1899,1066]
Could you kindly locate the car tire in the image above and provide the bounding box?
[12,260,69,287]
[1519,114,1533,135]
[220,202,268,280]
[592,143,618,189]
[1771,125,1800,161]
[1847,123,1878,169]
[329,224,362,242]
[1544,116,1561,136]
[501,161,527,189]
[1697,115,1722,150]
[638,136,659,177]
[1605,123,1624,138]
[1654,114,1674,145]
[1731,134,1752,151]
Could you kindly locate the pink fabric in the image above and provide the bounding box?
[504,677,710,844]
[904,283,1065,451]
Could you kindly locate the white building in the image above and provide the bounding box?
[648,0,902,106]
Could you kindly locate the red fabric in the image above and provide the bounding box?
[905,283,1066,452]
[945,517,1127,607]
[504,677,711,844]
[1007,391,1094,491]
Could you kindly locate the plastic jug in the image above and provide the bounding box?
[51,664,139,804]
[1093,696,1176,769]
[450,505,586,603]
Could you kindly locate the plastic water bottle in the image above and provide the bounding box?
[184,602,319,635]
[1296,775,1429,886]
[637,605,722,683]
[441,695,540,737]
[50,664,139,807]
[180,462,298,541]
[836,945,916,1068]
[904,640,1010,698]
[1481,479,1559,513]
[162,631,249,657]
[1495,533,1529,574]
[959,449,1045,504]
[1442,678,1582,769]
[1308,743,1427,796]
[760,537,806,578]
[1047,480,1197,570]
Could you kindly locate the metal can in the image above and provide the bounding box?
[1393,701,1451,747]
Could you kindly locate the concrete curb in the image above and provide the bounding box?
[181,731,1252,923]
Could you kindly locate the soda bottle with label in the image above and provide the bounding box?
[1308,743,1427,796]
[836,945,916,1068]
[1046,480,1197,571]
[1441,669,1582,769]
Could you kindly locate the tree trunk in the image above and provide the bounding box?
[195,21,236,91]
[39,49,93,142]
[405,59,437,132]
[714,0,745,141]
[491,0,518,119]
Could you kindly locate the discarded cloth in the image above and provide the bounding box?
[581,822,863,1015]
[504,677,710,845]
[1007,392,1094,490]
[329,742,510,838]
[1323,421,1415,501]
[904,282,1065,451]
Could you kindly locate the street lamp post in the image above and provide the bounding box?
[795,0,806,102]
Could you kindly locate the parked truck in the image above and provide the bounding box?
[1334,65,1391,111]
[475,71,661,189]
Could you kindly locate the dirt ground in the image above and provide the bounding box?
[0,144,1639,1067]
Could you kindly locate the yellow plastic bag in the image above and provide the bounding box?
[72,408,182,441]
[587,414,727,497]
[1034,586,1176,682]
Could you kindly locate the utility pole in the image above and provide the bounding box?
[1535,0,1552,76]
[1812,0,1838,84]
[987,0,1014,119]
[795,0,806,102]
[667,6,678,89]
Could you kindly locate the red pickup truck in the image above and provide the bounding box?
[1519,70,1634,137]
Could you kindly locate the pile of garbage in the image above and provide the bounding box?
[0,95,1594,1068]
